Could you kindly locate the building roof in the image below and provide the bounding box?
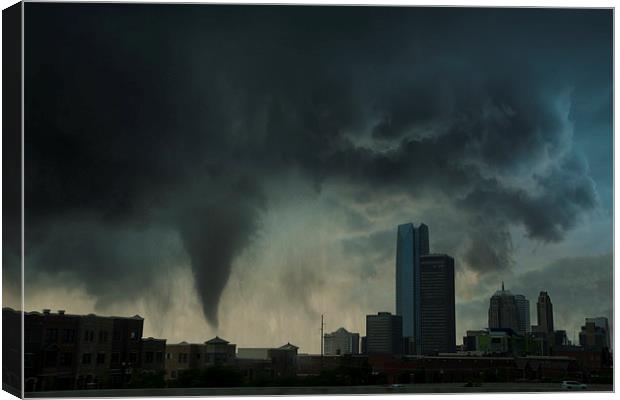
[142,337,166,342]
[279,342,299,350]
[206,336,230,345]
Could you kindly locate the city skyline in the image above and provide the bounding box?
[5,5,613,355]
[10,221,612,354]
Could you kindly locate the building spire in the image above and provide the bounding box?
[502,281,504,291]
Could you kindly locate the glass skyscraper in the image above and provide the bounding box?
[395,222,429,354]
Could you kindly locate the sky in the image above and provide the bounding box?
[6,4,613,353]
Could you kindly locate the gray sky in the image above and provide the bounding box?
[8,5,612,353]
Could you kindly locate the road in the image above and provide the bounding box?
[26,382,613,397]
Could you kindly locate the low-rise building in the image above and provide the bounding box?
[164,342,205,380]
[141,338,166,374]
[324,328,360,355]
[205,336,236,366]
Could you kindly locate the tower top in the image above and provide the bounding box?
[502,281,504,291]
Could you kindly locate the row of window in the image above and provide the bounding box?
[144,351,164,363]
[42,328,139,344]
[165,352,201,363]
[42,351,146,367]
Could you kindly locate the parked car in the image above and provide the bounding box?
[561,381,587,390]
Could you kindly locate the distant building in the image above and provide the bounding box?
[552,330,569,347]
[581,317,610,349]
[323,327,360,355]
[141,338,166,374]
[75,313,114,389]
[462,330,487,352]
[579,317,610,350]
[20,309,145,391]
[395,222,429,354]
[488,282,520,334]
[205,336,236,366]
[536,291,554,334]
[463,328,538,356]
[366,312,403,355]
[419,254,456,354]
[109,314,144,387]
[164,342,205,380]
[514,295,530,336]
[236,343,298,378]
[25,309,82,391]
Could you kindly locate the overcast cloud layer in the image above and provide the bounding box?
[10,5,612,351]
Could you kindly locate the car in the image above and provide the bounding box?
[561,381,587,390]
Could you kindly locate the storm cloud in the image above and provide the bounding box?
[20,4,611,339]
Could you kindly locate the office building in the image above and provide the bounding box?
[395,222,429,354]
[579,317,610,350]
[536,291,554,334]
[419,254,456,354]
[365,312,403,355]
[585,317,610,349]
[323,328,360,355]
[514,294,530,336]
[488,282,520,334]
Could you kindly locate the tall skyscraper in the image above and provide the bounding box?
[395,223,429,354]
[419,254,456,354]
[365,312,403,355]
[514,294,530,336]
[536,291,554,333]
[488,282,520,334]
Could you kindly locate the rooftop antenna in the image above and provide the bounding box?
[502,281,505,291]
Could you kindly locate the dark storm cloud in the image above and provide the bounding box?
[463,218,514,273]
[23,5,611,324]
[25,218,187,310]
[341,230,395,278]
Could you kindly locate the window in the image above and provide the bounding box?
[156,352,163,362]
[178,353,188,363]
[96,353,106,364]
[83,330,95,342]
[82,353,92,365]
[145,352,154,363]
[45,328,58,344]
[196,353,201,359]
[61,352,73,367]
[130,331,137,340]
[63,329,76,343]
[99,331,108,343]
[171,370,177,379]
[128,352,137,363]
[166,353,171,360]
[111,353,120,363]
[113,330,120,341]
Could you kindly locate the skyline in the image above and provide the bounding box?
[9,221,612,353]
[4,5,613,354]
